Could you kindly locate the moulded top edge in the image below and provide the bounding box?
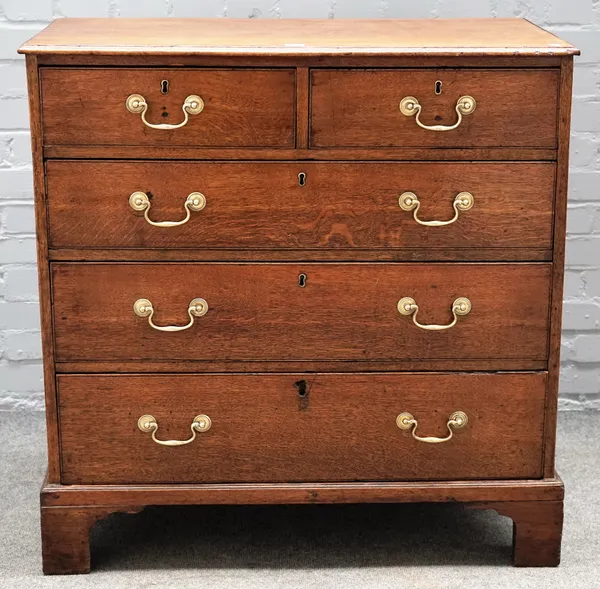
[18,18,580,57]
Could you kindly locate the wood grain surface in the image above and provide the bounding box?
[471,500,563,566]
[41,505,142,574]
[34,54,566,68]
[51,262,551,363]
[311,69,559,148]
[19,17,578,573]
[40,68,295,147]
[25,56,61,483]
[46,161,555,251]
[47,248,552,263]
[54,359,548,373]
[544,56,575,477]
[43,146,559,162]
[40,476,565,507]
[57,372,546,484]
[19,18,578,56]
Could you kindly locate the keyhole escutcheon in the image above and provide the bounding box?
[161,80,169,94]
[298,172,307,187]
[435,80,443,95]
[298,273,307,288]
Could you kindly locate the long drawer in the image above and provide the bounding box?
[57,372,547,484]
[40,68,296,147]
[46,161,555,251]
[52,262,551,363]
[311,69,559,148]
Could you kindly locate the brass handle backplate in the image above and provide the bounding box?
[133,298,208,332]
[126,93,204,130]
[396,411,468,444]
[138,414,212,446]
[399,95,476,131]
[397,297,471,331]
[399,191,474,226]
[129,191,206,227]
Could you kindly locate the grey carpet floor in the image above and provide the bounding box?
[0,412,599,588]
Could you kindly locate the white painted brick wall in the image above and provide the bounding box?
[0,0,598,411]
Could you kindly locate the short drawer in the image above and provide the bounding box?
[57,372,546,484]
[52,263,550,363]
[46,161,555,251]
[311,69,559,148]
[40,68,295,147]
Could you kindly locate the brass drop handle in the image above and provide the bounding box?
[399,95,476,131]
[129,191,206,227]
[397,297,471,331]
[133,298,208,332]
[399,192,474,226]
[138,414,212,446]
[396,411,468,444]
[126,93,204,130]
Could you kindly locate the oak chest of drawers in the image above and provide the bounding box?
[19,18,578,574]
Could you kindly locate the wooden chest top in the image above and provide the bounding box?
[19,17,578,57]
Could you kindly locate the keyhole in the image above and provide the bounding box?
[161,80,169,94]
[298,273,307,288]
[298,172,307,187]
[435,80,442,95]
[295,380,308,397]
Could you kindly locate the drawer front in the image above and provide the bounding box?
[46,161,555,251]
[40,68,295,147]
[57,373,546,484]
[52,263,550,363]
[311,69,559,148]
